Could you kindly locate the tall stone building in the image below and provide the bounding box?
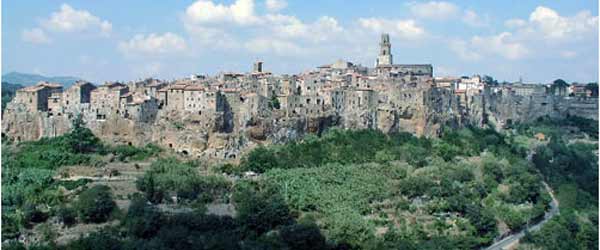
[376,34,393,66]
[253,61,263,73]
[13,82,63,112]
[374,33,433,77]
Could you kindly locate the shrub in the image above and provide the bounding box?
[69,230,122,250]
[233,180,292,235]
[57,205,77,226]
[280,223,328,250]
[22,203,48,225]
[122,195,162,238]
[2,241,26,250]
[75,185,116,223]
[136,158,230,204]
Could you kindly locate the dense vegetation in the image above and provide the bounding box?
[2,115,597,250]
[136,157,230,204]
[1,82,23,113]
[232,127,548,249]
[518,117,599,250]
[1,115,162,241]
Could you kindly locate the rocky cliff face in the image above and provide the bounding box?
[466,90,598,128]
[3,88,596,160]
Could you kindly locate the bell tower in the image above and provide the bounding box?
[376,33,393,67]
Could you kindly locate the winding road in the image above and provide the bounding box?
[484,181,559,250]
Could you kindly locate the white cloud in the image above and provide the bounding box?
[504,18,527,28]
[358,18,425,40]
[42,4,112,36]
[409,1,459,20]
[245,38,306,56]
[118,33,188,56]
[451,32,529,61]
[472,32,529,60]
[436,66,458,76]
[449,40,481,61]
[181,0,429,59]
[266,0,287,12]
[268,15,343,42]
[462,10,488,27]
[528,6,598,40]
[452,6,597,63]
[560,50,577,59]
[185,0,259,25]
[184,24,241,49]
[22,28,51,44]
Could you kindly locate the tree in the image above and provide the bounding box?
[551,79,569,96]
[65,114,101,153]
[75,185,116,223]
[585,82,598,97]
[122,195,162,238]
[280,223,328,250]
[233,181,292,235]
[269,91,281,110]
[482,75,498,85]
[270,96,281,110]
[57,205,77,227]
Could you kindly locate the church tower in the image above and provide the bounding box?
[376,33,393,67]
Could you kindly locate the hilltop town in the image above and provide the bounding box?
[2,34,598,160]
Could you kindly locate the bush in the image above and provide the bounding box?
[122,195,162,238]
[57,205,77,226]
[2,241,26,250]
[75,185,116,223]
[233,180,292,235]
[280,223,328,250]
[109,143,162,162]
[23,203,48,225]
[69,230,122,250]
[136,158,230,204]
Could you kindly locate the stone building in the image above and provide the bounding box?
[90,82,129,120]
[287,95,327,117]
[376,33,393,66]
[253,61,263,73]
[511,84,546,97]
[13,82,63,112]
[374,34,433,77]
[63,81,96,106]
[164,83,187,112]
[144,79,168,99]
[47,92,63,116]
[124,97,159,123]
[183,86,218,114]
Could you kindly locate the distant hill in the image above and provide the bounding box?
[2,72,81,88]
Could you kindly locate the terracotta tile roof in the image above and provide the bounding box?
[169,84,188,90]
[184,85,205,91]
[19,82,63,92]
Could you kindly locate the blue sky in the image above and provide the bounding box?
[2,0,598,83]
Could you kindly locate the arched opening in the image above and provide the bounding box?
[169,143,173,148]
[128,142,133,146]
